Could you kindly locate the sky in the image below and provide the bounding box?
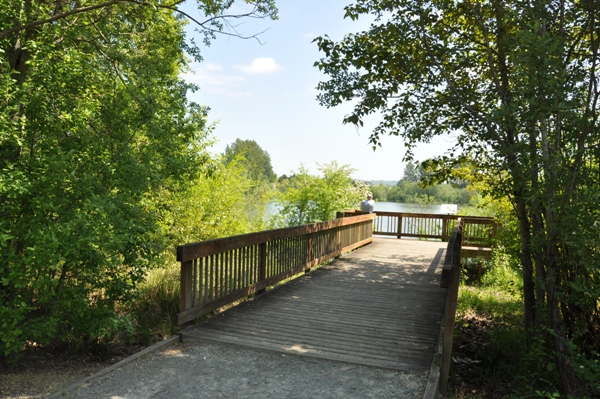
[181,1,455,182]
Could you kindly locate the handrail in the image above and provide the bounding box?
[176,213,376,325]
[337,210,497,247]
[423,219,463,398]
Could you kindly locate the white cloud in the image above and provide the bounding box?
[203,62,223,72]
[182,62,250,98]
[236,57,282,74]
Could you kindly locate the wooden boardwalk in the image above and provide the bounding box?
[181,238,448,374]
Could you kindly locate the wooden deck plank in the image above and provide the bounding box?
[181,238,448,373]
[186,324,433,359]
[232,307,443,332]
[195,315,436,350]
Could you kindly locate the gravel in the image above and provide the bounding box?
[60,337,428,399]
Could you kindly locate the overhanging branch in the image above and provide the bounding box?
[0,0,270,41]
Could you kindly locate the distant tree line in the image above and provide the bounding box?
[223,139,277,184]
[369,181,472,204]
[368,162,472,204]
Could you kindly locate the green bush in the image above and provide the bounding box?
[273,162,368,227]
[0,5,206,358]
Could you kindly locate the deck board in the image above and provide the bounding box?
[181,238,448,373]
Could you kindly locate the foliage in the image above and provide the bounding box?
[456,250,599,398]
[129,157,274,347]
[126,262,181,347]
[273,161,368,227]
[315,0,600,394]
[223,138,277,184]
[369,183,389,202]
[128,158,273,347]
[159,157,269,248]
[0,0,277,358]
[369,161,474,204]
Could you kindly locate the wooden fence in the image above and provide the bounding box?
[424,218,464,398]
[176,213,376,325]
[337,210,497,247]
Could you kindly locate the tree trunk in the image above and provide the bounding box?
[514,195,536,337]
[540,115,580,394]
[527,120,547,329]
[546,247,580,395]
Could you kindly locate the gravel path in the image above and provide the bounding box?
[61,338,428,399]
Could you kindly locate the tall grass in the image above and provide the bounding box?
[458,253,523,318]
[126,262,181,346]
[451,251,528,398]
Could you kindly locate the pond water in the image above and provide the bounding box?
[372,201,453,214]
[266,201,462,218]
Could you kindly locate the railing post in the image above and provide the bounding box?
[492,220,500,244]
[306,233,313,272]
[397,215,403,239]
[180,260,193,314]
[439,219,463,395]
[258,242,267,280]
[442,217,448,242]
[257,242,267,294]
[439,259,460,395]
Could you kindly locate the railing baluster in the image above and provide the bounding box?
[212,255,216,299]
[235,248,243,290]
[258,242,267,294]
[202,257,208,304]
[224,251,228,296]
[192,259,198,307]
[242,246,247,288]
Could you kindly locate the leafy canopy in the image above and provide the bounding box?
[223,138,277,183]
[315,0,600,394]
[0,0,277,357]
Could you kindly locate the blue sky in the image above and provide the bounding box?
[182,1,455,181]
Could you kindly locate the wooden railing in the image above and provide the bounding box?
[424,218,463,399]
[176,213,376,325]
[337,210,497,247]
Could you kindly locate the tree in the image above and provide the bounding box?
[161,157,268,246]
[315,0,600,394]
[401,162,422,182]
[274,162,368,227]
[223,138,277,183]
[0,0,277,357]
[369,183,388,202]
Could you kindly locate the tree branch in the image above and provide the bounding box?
[0,0,271,41]
[0,0,121,40]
